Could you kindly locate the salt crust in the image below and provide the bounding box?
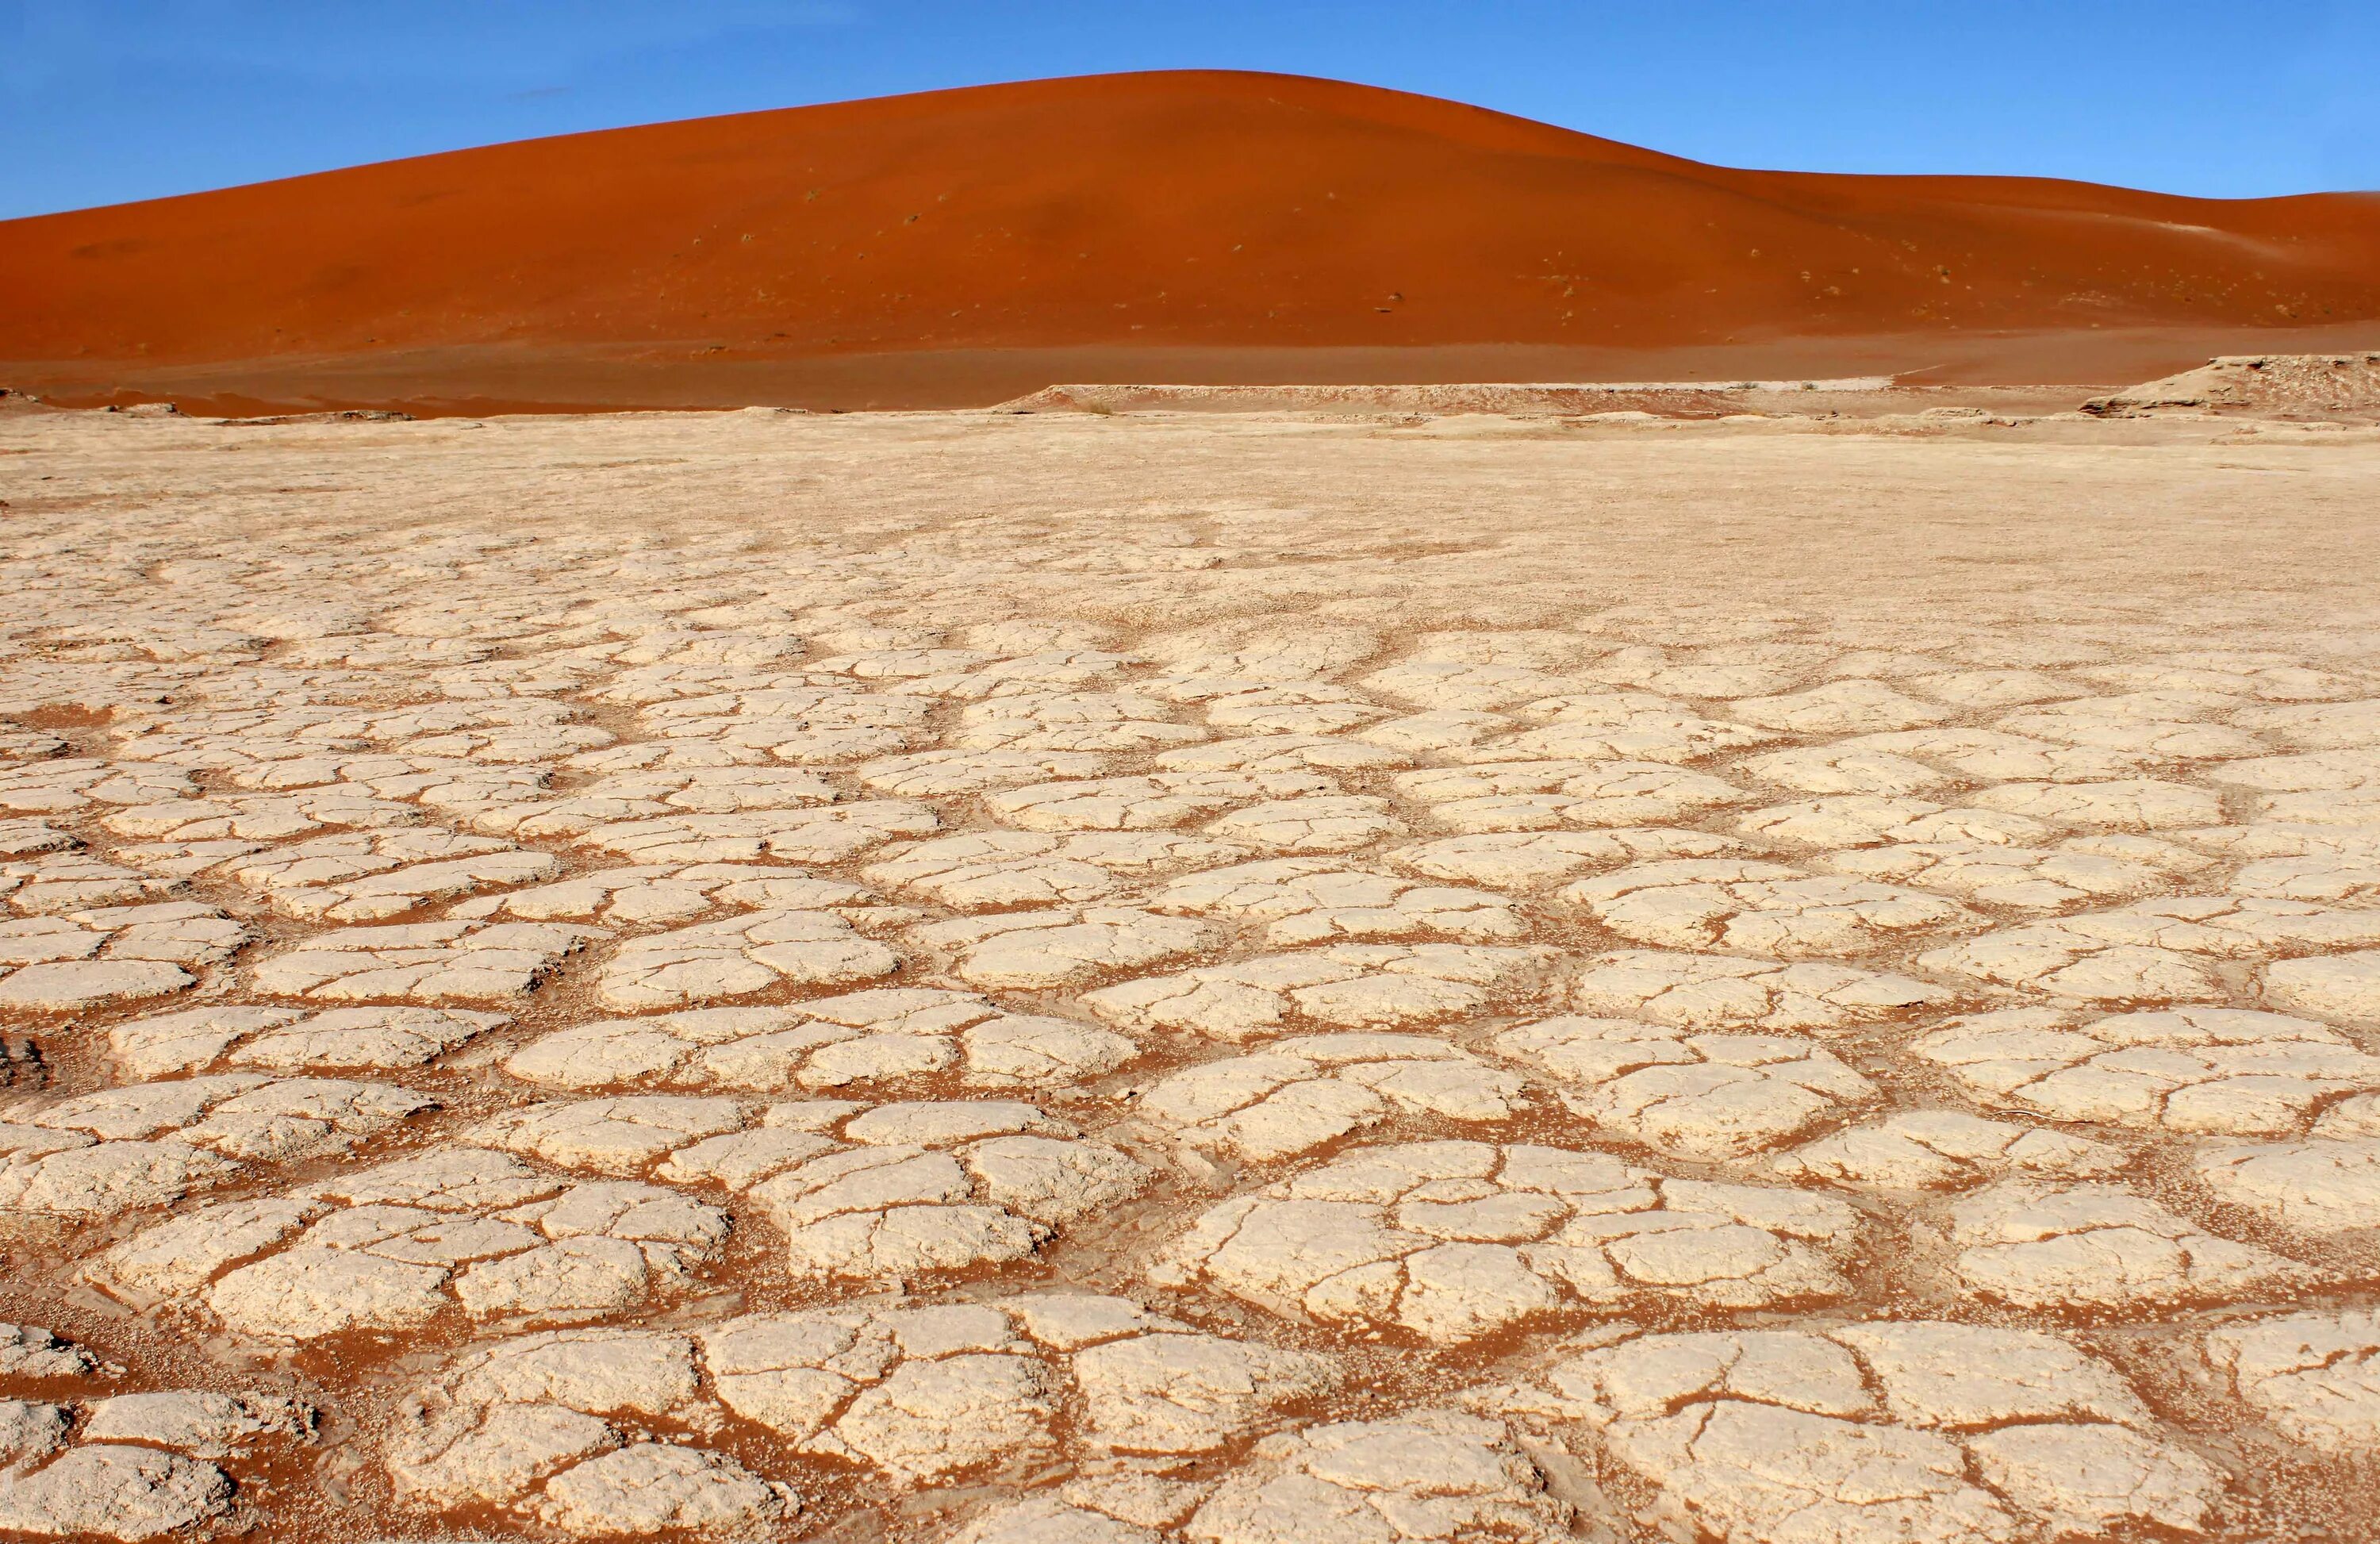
[3,1073,432,1216]
[1157,1139,1856,1341]
[382,1296,1336,1528]
[1147,857,1527,944]
[505,988,1138,1093]
[1489,1321,2223,1541]
[1134,1034,1528,1161]
[1084,944,1554,1039]
[248,920,601,1002]
[1560,857,1976,957]
[1949,1180,2317,1308]
[95,1146,731,1336]
[0,1323,308,1540]
[597,907,900,1009]
[1914,1006,2380,1134]
[1177,1409,1573,1544]
[2205,1309,2380,1452]
[13,435,2380,1542]
[374,1094,1154,1285]
[106,1004,508,1077]
[1492,1015,1875,1160]
[907,906,1208,991]
[1569,949,1948,1033]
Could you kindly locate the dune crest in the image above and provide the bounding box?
[4,70,2378,410]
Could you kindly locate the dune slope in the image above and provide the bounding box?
[5,70,2378,409]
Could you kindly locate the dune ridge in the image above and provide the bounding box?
[5,69,2378,411]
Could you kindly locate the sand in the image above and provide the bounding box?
[3,394,2380,1541]
[5,70,2379,413]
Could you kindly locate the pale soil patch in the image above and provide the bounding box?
[3,402,2378,1542]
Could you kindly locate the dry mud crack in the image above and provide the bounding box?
[3,401,2380,1541]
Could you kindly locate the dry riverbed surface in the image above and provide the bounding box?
[3,401,2380,1542]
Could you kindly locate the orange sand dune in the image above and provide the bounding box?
[5,70,2378,412]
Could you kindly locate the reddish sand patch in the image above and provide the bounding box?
[4,70,2378,411]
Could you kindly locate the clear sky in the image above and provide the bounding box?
[5,0,2374,221]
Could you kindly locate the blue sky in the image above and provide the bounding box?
[5,1,2374,221]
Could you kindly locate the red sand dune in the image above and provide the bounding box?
[5,70,2378,412]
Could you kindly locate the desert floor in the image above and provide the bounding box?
[4,403,2380,1542]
